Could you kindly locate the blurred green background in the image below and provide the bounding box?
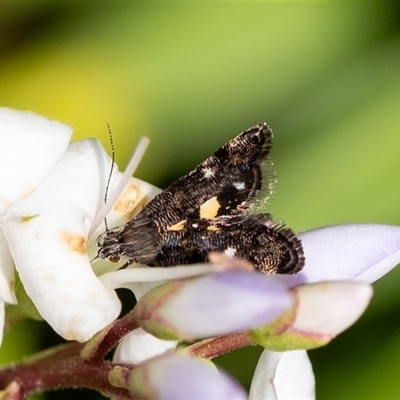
[1,2,400,399]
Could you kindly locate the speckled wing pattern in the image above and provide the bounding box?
[97,123,304,274]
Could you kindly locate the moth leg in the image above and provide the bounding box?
[119,259,134,270]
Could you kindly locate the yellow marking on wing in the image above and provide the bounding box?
[207,225,221,232]
[200,196,221,219]
[167,220,187,231]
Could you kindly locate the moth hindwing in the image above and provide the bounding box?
[97,123,304,274]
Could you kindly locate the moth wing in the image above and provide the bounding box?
[143,123,275,231]
[209,214,305,274]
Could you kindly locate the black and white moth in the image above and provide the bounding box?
[97,123,304,274]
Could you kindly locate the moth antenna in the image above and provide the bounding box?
[88,135,150,238]
[104,136,150,215]
[103,123,115,232]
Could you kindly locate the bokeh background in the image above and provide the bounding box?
[1,2,400,399]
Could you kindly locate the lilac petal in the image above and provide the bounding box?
[292,281,372,337]
[249,350,315,400]
[137,271,294,340]
[113,327,177,364]
[129,354,247,400]
[280,224,400,286]
[252,281,372,351]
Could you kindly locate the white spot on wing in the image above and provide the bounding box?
[203,167,215,178]
[224,247,237,257]
[233,182,245,190]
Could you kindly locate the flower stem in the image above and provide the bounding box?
[0,342,134,399]
[82,309,139,363]
[187,331,255,359]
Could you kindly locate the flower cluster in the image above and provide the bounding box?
[0,108,399,399]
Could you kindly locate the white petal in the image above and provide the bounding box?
[89,177,161,241]
[5,139,115,219]
[102,177,161,230]
[1,139,122,341]
[0,230,16,304]
[113,327,177,363]
[281,224,400,286]
[116,281,166,301]
[89,137,152,237]
[249,350,279,400]
[0,108,71,214]
[99,264,217,288]
[2,216,120,342]
[250,350,315,400]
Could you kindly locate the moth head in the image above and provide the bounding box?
[96,226,125,263]
[96,215,160,266]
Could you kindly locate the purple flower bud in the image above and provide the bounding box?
[252,281,373,350]
[129,353,247,400]
[135,271,294,341]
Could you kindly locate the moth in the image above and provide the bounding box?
[97,123,304,274]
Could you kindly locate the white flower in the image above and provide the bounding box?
[0,108,158,342]
[0,108,71,345]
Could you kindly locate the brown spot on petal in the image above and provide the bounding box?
[114,184,146,219]
[63,232,87,254]
[8,279,15,293]
[63,330,78,341]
